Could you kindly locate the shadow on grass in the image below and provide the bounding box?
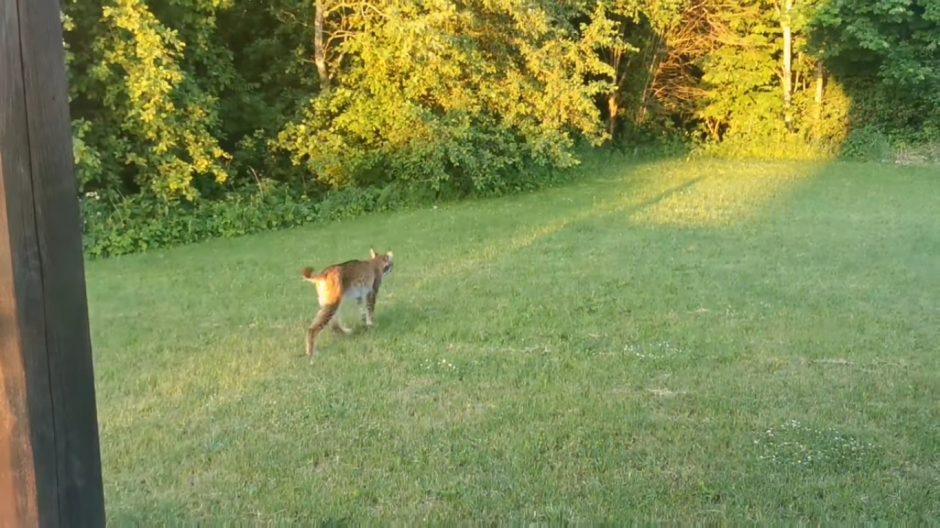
[403,158,828,302]
[406,168,704,293]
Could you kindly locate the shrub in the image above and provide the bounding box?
[840,126,894,162]
[81,181,404,258]
[81,165,577,258]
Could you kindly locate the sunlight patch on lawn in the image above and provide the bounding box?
[630,162,821,227]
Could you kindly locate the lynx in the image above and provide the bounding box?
[301,248,394,359]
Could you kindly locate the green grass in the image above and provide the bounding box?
[86,156,940,523]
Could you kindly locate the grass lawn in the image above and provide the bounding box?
[86,155,939,523]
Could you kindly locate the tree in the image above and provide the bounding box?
[809,0,940,136]
[689,0,850,150]
[277,0,612,193]
[63,0,231,201]
[580,0,710,141]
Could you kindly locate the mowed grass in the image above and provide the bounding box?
[86,156,939,523]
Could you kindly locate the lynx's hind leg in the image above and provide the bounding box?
[307,302,339,361]
[331,309,352,335]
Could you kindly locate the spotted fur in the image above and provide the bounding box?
[301,248,394,359]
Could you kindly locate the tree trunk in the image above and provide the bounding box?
[814,60,824,116]
[314,0,330,91]
[782,0,793,130]
[607,92,620,140]
[635,33,662,126]
[605,47,625,142]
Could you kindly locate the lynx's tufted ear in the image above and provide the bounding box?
[370,248,376,259]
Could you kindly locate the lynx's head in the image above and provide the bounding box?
[370,248,394,276]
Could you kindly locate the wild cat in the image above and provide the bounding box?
[300,249,394,359]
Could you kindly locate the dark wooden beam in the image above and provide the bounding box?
[0,0,105,525]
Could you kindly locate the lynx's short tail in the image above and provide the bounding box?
[301,266,319,283]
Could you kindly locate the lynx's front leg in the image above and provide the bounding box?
[365,289,378,327]
[357,297,369,326]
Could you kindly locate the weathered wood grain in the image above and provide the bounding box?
[0,0,105,525]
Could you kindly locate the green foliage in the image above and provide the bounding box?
[809,2,939,101]
[64,0,231,200]
[213,0,317,181]
[840,126,894,161]
[81,182,413,258]
[583,0,695,139]
[697,0,779,136]
[580,0,863,156]
[698,76,853,160]
[81,159,572,259]
[81,184,306,257]
[62,0,940,257]
[809,0,940,137]
[277,0,611,193]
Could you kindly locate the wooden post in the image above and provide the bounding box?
[1,0,105,525]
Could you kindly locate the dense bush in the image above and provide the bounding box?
[809,0,940,136]
[81,183,397,258]
[839,126,895,162]
[80,166,571,258]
